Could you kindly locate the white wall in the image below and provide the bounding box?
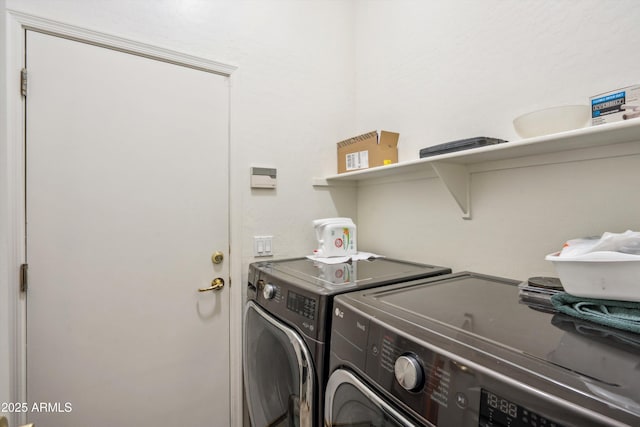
[354,0,640,154]
[353,0,640,279]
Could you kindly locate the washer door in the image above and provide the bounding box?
[244,301,314,427]
[325,369,419,427]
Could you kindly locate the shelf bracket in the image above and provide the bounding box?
[431,161,471,219]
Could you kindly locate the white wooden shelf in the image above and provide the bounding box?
[313,119,640,219]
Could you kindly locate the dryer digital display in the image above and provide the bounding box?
[480,389,565,427]
[287,290,317,320]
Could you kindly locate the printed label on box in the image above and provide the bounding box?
[590,85,640,125]
[592,91,626,118]
[346,150,369,171]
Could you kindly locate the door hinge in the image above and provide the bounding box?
[20,263,28,293]
[21,68,28,97]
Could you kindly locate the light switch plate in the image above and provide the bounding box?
[254,236,273,257]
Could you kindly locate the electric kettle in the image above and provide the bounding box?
[312,217,357,257]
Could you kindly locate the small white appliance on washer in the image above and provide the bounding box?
[312,217,357,257]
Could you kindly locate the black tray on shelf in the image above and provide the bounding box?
[419,136,507,158]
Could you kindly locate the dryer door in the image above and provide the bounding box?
[325,369,420,427]
[244,301,314,427]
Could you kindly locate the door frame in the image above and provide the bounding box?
[2,10,242,426]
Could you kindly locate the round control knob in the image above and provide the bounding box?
[263,283,277,300]
[394,354,424,392]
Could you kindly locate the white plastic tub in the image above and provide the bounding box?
[545,251,640,301]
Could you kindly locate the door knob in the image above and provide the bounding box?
[198,277,225,292]
[211,251,224,264]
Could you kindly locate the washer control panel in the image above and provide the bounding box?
[286,290,317,320]
[249,271,325,342]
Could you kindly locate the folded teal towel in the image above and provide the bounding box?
[551,293,640,334]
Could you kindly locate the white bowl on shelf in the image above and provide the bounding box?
[513,105,590,138]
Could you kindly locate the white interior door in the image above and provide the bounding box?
[25,30,230,427]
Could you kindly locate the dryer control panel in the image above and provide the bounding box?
[328,297,620,427]
[329,290,634,427]
[248,271,328,344]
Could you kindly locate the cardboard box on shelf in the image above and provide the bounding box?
[590,85,640,125]
[337,130,399,174]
